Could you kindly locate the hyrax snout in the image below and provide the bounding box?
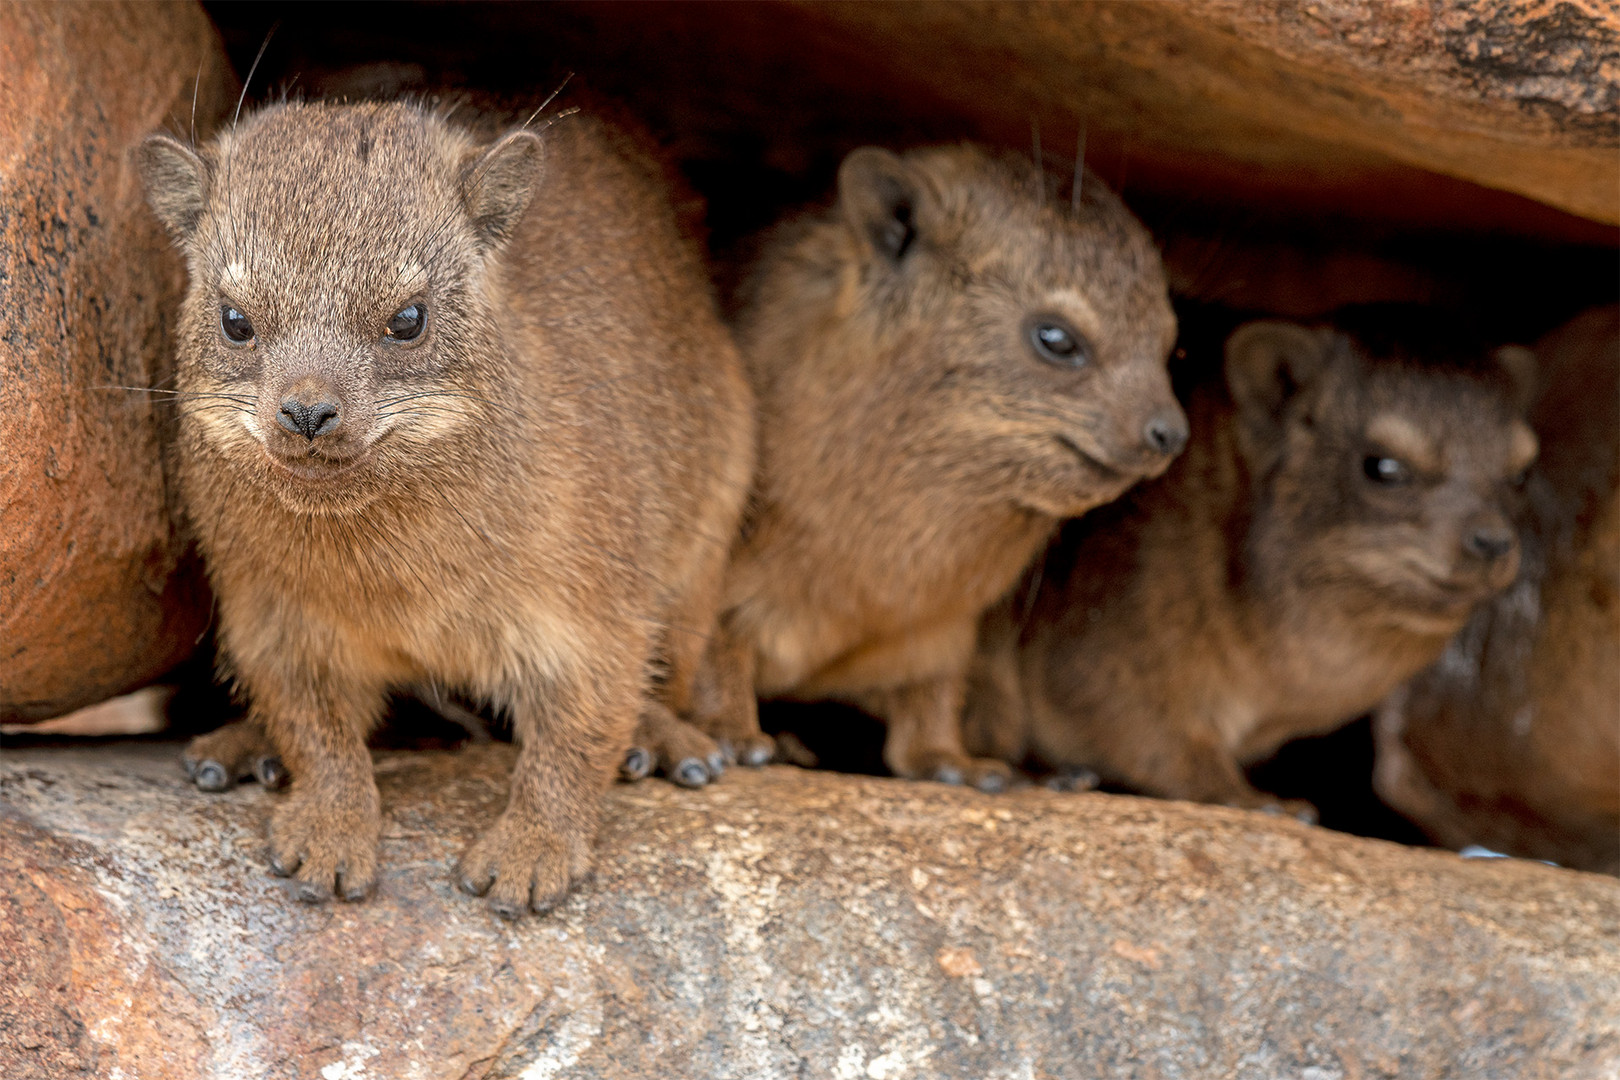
[964,304,1539,816]
[141,99,754,914]
[630,142,1182,791]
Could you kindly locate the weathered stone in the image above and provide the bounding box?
[776,0,1620,228]
[1376,306,1620,874]
[2,742,1616,1079]
[0,2,228,723]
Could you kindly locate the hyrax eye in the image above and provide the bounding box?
[1363,456,1411,485]
[385,302,426,342]
[1026,315,1091,369]
[220,305,255,344]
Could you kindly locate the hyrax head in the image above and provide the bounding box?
[139,101,543,513]
[826,144,1184,518]
[1226,306,1539,632]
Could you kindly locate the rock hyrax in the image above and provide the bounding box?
[140,99,754,914]
[963,306,1539,816]
[1375,304,1618,872]
[633,144,1185,790]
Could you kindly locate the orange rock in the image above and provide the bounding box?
[0,2,229,722]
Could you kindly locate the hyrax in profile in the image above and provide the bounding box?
[631,144,1186,790]
[963,306,1539,816]
[139,100,754,915]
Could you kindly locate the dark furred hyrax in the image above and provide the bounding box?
[963,306,1539,818]
[631,144,1184,791]
[139,100,754,915]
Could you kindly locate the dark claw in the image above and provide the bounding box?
[490,897,525,921]
[530,891,565,916]
[254,756,287,788]
[295,880,331,904]
[269,852,297,877]
[673,759,710,788]
[194,761,229,792]
[458,872,490,897]
[337,873,369,902]
[975,771,1008,795]
[738,743,774,768]
[620,747,653,781]
[704,751,727,778]
[1045,766,1100,793]
[930,764,966,786]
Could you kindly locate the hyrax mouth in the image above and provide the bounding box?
[1053,434,1128,482]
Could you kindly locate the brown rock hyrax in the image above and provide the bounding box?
[963,306,1540,816]
[139,99,754,914]
[1375,304,1618,873]
[631,144,1185,790]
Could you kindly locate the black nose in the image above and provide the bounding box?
[1466,526,1516,561]
[1143,410,1189,457]
[277,398,341,441]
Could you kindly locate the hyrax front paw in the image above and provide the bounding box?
[897,749,1013,794]
[622,704,726,789]
[456,810,593,919]
[267,783,381,903]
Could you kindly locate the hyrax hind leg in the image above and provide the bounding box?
[458,638,644,918]
[183,717,287,791]
[862,673,1013,794]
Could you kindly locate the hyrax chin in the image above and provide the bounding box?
[630,143,1186,791]
[963,305,1540,817]
[139,100,754,915]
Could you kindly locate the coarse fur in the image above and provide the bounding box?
[1375,305,1618,872]
[633,143,1184,789]
[963,306,1539,815]
[139,99,754,914]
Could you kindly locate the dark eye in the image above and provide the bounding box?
[1364,456,1411,485]
[385,302,426,342]
[220,305,254,344]
[1027,316,1091,369]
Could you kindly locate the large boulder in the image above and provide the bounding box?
[1376,306,1620,874]
[0,2,228,723]
[2,743,1616,1079]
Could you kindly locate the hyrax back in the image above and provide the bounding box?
[140,100,753,914]
[965,306,1539,816]
[634,143,1185,790]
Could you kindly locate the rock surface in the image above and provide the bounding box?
[1376,306,1620,874]
[780,0,1620,229]
[2,742,1618,1079]
[0,2,227,723]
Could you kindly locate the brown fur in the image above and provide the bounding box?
[1375,305,1619,872]
[964,307,1539,815]
[633,144,1184,789]
[139,100,754,914]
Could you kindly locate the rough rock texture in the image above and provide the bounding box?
[0,2,227,723]
[3,742,1617,1079]
[1376,306,1620,874]
[778,0,1620,230]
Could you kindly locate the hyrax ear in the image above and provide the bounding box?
[138,134,209,241]
[462,130,544,252]
[837,146,928,263]
[1491,344,1539,414]
[1224,320,1335,436]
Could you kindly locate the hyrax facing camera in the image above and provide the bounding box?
[965,306,1539,817]
[631,143,1185,790]
[140,100,754,915]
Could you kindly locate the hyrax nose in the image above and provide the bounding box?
[1143,408,1189,457]
[1465,522,1517,562]
[277,378,342,441]
[278,398,341,440]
